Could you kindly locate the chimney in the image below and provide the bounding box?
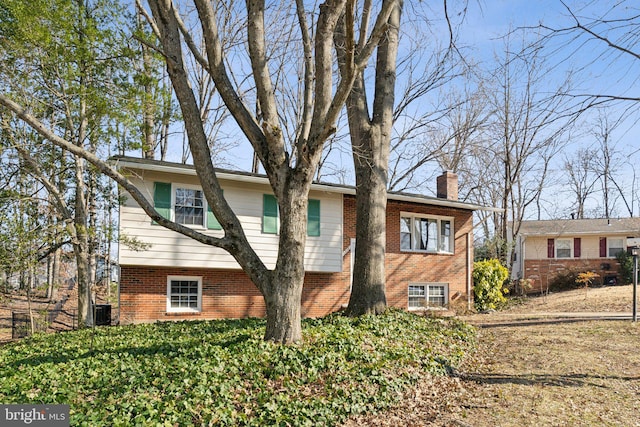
[437,171,458,201]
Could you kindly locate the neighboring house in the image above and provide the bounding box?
[114,156,495,324]
[512,217,640,292]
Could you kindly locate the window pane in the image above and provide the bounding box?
[408,285,425,297]
[169,279,199,310]
[427,219,438,251]
[415,219,426,250]
[609,238,624,257]
[175,188,204,225]
[408,285,426,308]
[556,239,571,258]
[400,217,412,250]
[440,220,451,252]
[427,285,446,306]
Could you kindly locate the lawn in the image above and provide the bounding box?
[0,309,474,426]
[345,286,640,426]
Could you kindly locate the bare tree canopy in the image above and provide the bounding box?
[1,0,400,344]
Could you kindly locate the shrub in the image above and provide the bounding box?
[473,259,509,311]
[576,271,600,288]
[548,268,584,292]
[616,251,634,285]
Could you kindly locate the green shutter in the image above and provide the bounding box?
[307,199,320,237]
[153,182,171,222]
[262,194,278,234]
[207,205,222,230]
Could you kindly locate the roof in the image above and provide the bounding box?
[517,218,640,237]
[110,156,500,212]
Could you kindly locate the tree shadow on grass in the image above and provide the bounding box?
[460,372,640,388]
[3,319,260,371]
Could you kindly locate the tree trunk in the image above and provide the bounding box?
[264,276,303,343]
[341,1,402,316]
[262,186,308,343]
[347,150,388,315]
[74,154,94,327]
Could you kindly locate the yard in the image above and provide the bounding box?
[2,285,638,426]
[345,285,640,426]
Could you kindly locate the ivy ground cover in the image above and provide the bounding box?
[0,309,475,426]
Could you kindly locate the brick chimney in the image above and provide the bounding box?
[436,171,458,201]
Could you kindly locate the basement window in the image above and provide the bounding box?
[167,276,202,313]
[408,283,448,309]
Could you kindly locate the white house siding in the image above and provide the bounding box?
[118,170,343,272]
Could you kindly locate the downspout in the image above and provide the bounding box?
[341,238,356,309]
[520,236,526,280]
[467,232,472,311]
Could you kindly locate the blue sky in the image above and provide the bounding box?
[156,1,640,218]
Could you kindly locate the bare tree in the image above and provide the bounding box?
[563,147,598,219]
[333,0,403,315]
[468,34,574,266]
[1,0,399,343]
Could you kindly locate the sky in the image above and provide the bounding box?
[156,1,640,219]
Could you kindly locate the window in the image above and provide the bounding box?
[175,188,204,225]
[400,214,454,253]
[608,238,624,257]
[167,276,202,313]
[556,239,572,258]
[262,194,321,236]
[408,284,448,309]
[152,182,222,229]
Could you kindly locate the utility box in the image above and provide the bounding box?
[94,304,112,326]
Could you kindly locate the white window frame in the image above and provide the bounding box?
[166,276,202,313]
[172,184,206,228]
[400,213,454,254]
[555,238,572,259]
[408,283,449,310]
[608,238,624,258]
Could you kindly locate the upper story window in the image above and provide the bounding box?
[153,182,221,230]
[400,213,453,254]
[175,188,204,225]
[262,194,321,237]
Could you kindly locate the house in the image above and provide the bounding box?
[114,156,495,324]
[511,217,640,292]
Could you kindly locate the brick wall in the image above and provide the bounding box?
[120,196,474,323]
[381,197,473,306]
[119,267,351,324]
[523,258,620,293]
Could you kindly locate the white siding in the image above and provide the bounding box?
[118,171,343,272]
[524,235,626,260]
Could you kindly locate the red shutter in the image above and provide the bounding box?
[599,237,607,258]
[574,238,581,258]
[547,238,555,258]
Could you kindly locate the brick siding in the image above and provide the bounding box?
[523,258,620,293]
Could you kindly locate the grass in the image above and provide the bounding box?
[0,309,475,426]
[343,286,640,426]
[455,320,640,426]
